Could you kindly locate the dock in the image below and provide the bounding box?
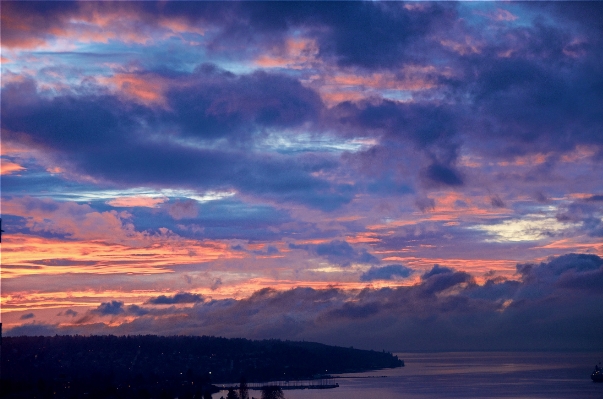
[220,378,339,391]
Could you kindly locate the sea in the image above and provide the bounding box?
[217,352,603,398]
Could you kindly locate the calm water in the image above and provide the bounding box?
[218,352,603,398]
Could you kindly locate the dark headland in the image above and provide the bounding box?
[1,335,403,398]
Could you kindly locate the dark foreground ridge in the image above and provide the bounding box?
[1,335,403,398]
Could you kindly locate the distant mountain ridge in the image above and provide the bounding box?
[1,335,403,398]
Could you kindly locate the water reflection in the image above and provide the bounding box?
[218,352,603,399]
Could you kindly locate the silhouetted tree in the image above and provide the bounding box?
[227,388,239,399]
[239,376,249,399]
[261,386,285,399]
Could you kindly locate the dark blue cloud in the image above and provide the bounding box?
[92,301,125,316]
[415,197,436,212]
[3,2,457,70]
[462,22,603,158]
[326,302,381,320]
[1,76,352,211]
[333,100,458,148]
[421,163,464,187]
[360,264,414,282]
[465,279,521,301]
[517,253,603,281]
[422,264,455,279]
[585,195,603,202]
[305,2,457,68]
[20,313,35,320]
[128,198,296,241]
[556,199,603,237]
[253,246,279,255]
[420,265,474,295]
[332,100,464,188]
[147,292,204,305]
[490,195,506,208]
[168,66,322,141]
[289,240,378,266]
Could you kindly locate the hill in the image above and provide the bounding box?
[1,335,403,398]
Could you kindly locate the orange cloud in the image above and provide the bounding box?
[346,232,382,244]
[98,73,167,107]
[2,3,207,51]
[440,36,483,55]
[1,141,29,156]
[0,9,55,49]
[255,38,319,70]
[367,191,512,232]
[315,65,449,106]
[497,153,549,167]
[319,91,365,105]
[560,145,597,163]
[1,159,26,175]
[537,238,603,255]
[1,233,243,280]
[106,196,168,208]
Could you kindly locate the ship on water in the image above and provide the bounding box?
[592,363,603,383]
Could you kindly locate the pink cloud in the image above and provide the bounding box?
[107,196,168,208]
[167,200,199,220]
[475,8,518,22]
[1,159,26,175]
[97,73,168,107]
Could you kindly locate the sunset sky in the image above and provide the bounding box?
[1,1,602,351]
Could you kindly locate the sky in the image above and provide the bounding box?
[1,1,602,351]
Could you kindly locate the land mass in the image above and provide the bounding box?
[1,335,403,398]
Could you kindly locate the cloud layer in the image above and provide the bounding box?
[2,1,602,351]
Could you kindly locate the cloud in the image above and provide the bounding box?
[415,197,436,212]
[20,313,35,320]
[1,74,353,211]
[299,2,458,69]
[360,264,414,282]
[91,300,125,316]
[210,278,223,291]
[1,159,26,175]
[169,66,323,140]
[422,163,464,187]
[1,196,141,244]
[107,196,168,208]
[253,246,279,256]
[168,200,199,220]
[420,265,474,295]
[422,264,455,279]
[555,198,603,237]
[517,253,603,282]
[147,292,205,305]
[6,254,603,351]
[490,195,506,208]
[291,240,379,266]
[3,2,603,353]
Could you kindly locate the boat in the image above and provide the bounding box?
[592,364,603,382]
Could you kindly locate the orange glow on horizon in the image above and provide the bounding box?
[1,233,244,279]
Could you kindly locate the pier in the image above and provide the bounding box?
[220,377,339,391]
